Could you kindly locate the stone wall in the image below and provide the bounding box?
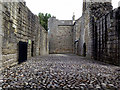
[0,1,4,71]
[77,9,93,58]
[73,18,81,54]
[77,16,85,56]
[0,1,48,69]
[39,25,49,55]
[48,0,120,66]
[93,9,120,65]
[48,17,73,54]
[77,1,120,65]
[77,1,112,58]
[88,1,119,65]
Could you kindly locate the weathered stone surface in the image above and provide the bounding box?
[2,54,120,89]
[48,18,73,54]
[48,0,120,66]
[0,1,49,70]
[76,0,119,66]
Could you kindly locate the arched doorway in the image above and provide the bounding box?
[74,40,79,54]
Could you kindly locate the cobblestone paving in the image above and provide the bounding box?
[1,54,120,89]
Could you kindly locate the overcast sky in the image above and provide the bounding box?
[25,0,120,20]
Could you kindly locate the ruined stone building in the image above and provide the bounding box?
[0,0,119,72]
[78,0,120,65]
[48,17,74,54]
[0,1,49,70]
[48,0,120,66]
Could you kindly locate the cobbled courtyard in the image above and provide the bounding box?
[1,54,120,89]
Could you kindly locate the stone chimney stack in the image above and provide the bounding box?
[72,12,75,24]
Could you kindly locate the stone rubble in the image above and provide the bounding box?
[1,54,120,89]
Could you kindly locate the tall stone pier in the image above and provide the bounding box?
[0,1,3,84]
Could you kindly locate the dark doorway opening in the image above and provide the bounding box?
[18,41,28,64]
[31,41,34,57]
[83,43,86,57]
